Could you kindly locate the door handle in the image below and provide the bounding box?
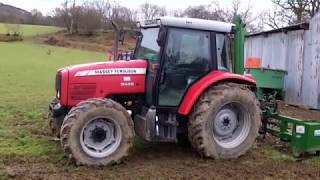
[160,71,166,84]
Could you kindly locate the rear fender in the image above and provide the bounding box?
[178,71,256,115]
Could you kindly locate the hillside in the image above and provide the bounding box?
[0,2,31,23]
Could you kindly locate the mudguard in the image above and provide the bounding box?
[178,71,256,115]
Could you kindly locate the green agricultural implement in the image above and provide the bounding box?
[250,67,320,157]
[234,17,320,157]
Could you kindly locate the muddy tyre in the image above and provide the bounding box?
[60,98,135,166]
[48,98,64,138]
[188,83,261,159]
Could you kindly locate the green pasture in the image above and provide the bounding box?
[0,41,105,162]
[0,23,62,36]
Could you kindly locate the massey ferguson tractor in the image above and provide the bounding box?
[48,17,261,166]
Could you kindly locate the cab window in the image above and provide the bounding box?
[216,33,229,70]
[135,28,160,64]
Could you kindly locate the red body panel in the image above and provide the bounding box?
[60,68,69,106]
[60,60,147,106]
[178,71,256,115]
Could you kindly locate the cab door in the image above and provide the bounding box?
[157,28,212,107]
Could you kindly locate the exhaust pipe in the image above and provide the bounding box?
[111,21,120,61]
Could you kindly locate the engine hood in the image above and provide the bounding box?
[59,59,148,106]
[67,60,148,76]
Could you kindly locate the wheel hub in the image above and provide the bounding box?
[214,108,238,136]
[90,126,107,143]
[212,103,251,149]
[80,117,121,158]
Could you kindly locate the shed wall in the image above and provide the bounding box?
[245,12,320,109]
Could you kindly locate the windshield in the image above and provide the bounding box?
[134,28,160,64]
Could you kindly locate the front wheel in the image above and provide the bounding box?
[188,83,261,159]
[48,98,64,138]
[60,98,135,166]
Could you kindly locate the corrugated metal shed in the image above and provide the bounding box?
[284,30,305,105]
[308,12,320,109]
[245,12,320,109]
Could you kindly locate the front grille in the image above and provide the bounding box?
[70,84,96,100]
[55,72,62,99]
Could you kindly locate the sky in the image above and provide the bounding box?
[0,0,274,15]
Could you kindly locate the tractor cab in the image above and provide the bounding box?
[135,17,233,106]
[132,17,236,141]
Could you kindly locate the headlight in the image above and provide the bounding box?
[55,71,62,99]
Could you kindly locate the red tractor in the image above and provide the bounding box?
[48,17,261,166]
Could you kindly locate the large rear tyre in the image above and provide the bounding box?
[60,98,134,166]
[48,98,64,138]
[188,83,261,159]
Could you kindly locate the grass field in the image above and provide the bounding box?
[0,23,62,37]
[0,25,320,179]
[0,41,105,174]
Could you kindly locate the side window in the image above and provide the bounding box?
[158,28,211,106]
[216,33,228,70]
[135,28,160,64]
[165,29,210,69]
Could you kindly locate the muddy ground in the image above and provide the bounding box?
[278,101,320,120]
[1,102,320,180]
[3,143,320,180]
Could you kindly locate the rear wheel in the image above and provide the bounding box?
[48,98,64,138]
[188,83,261,159]
[60,98,134,166]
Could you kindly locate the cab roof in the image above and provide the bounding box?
[139,16,235,33]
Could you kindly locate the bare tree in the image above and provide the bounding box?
[270,0,320,26]
[184,5,211,19]
[264,4,295,29]
[171,9,184,17]
[139,3,167,20]
[53,0,81,34]
[78,4,102,35]
[53,1,72,32]
[183,0,264,33]
[88,0,112,27]
[53,1,83,34]
[69,0,76,34]
[109,3,137,28]
[228,0,265,33]
[53,0,137,33]
[91,0,111,18]
[309,0,320,17]
[29,9,43,24]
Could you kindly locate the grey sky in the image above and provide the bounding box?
[0,0,274,15]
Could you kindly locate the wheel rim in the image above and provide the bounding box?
[80,117,122,158]
[212,102,251,149]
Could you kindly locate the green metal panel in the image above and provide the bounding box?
[268,114,320,157]
[234,16,245,75]
[246,68,286,89]
[291,121,320,156]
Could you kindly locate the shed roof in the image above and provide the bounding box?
[247,23,309,37]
